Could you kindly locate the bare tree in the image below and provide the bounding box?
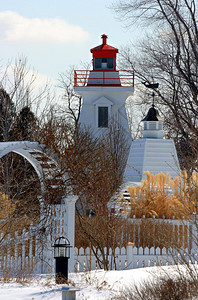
[0,58,66,276]
[34,102,130,269]
[112,1,198,278]
[58,67,84,129]
[59,120,128,269]
[113,0,198,172]
[0,57,57,142]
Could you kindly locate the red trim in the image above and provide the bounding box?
[87,84,121,87]
[91,47,118,52]
[74,70,134,87]
[92,53,117,70]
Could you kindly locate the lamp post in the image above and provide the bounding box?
[53,237,71,284]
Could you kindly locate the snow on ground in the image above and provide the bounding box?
[0,266,196,300]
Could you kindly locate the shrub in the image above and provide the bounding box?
[113,272,198,300]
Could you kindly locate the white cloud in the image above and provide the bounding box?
[0,11,89,43]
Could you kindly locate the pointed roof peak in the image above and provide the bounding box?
[90,34,118,52]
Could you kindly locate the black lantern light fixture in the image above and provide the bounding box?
[53,237,72,283]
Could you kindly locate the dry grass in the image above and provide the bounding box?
[81,271,111,291]
[124,171,197,219]
[0,260,37,284]
[113,271,198,300]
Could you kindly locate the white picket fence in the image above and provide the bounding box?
[74,245,198,272]
[1,242,197,276]
[0,215,197,275]
[0,202,70,275]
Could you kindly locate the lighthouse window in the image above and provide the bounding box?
[98,107,108,127]
[94,58,114,70]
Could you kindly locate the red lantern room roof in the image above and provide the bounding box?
[90,34,118,71]
[90,34,118,54]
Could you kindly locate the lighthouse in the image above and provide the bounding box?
[74,34,134,139]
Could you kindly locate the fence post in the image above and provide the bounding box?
[191,214,198,254]
[126,242,134,269]
[63,195,78,273]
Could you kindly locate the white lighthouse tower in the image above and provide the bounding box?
[74,34,134,139]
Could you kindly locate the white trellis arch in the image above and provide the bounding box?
[0,141,77,273]
[0,141,66,193]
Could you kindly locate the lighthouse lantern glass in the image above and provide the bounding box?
[94,58,114,70]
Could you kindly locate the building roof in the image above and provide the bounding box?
[142,105,164,122]
[90,34,118,53]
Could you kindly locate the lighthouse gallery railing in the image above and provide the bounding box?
[74,70,134,87]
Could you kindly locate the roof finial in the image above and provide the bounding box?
[101,34,108,45]
[152,92,155,107]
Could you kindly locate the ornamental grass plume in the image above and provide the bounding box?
[188,171,198,207]
[126,171,197,219]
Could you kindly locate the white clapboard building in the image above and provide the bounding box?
[123,104,180,186]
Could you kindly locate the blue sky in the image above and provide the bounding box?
[0,0,139,84]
